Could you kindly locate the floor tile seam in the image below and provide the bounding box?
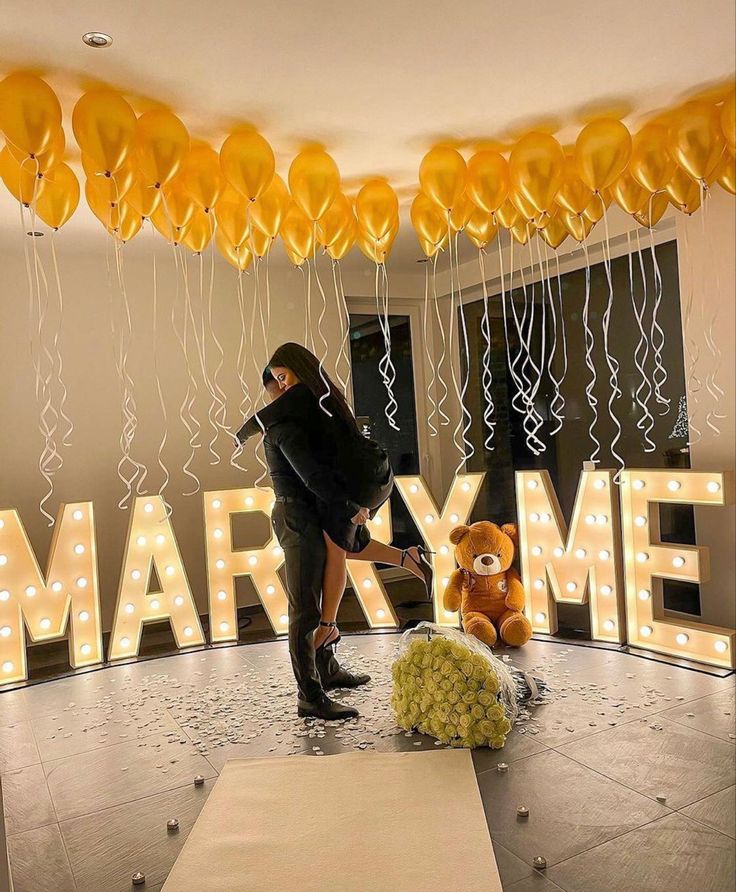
[647,712,736,745]
[675,804,736,841]
[5,813,59,839]
[473,743,553,779]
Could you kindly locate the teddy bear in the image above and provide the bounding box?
[443,521,532,648]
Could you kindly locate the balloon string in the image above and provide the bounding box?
[419,260,438,439]
[206,226,230,439]
[525,239,546,453]
[507,237,529,420]
[630,231,656,453]
[380,262,399,430]
[538,240,562,435]
[196,253,221,466]
[478,249,495,449]
[699,189,725,435]
[311,222,334,417]
[329,258,350,396]
[453,231,474,473]
[445,219,464,463]
[679,219,702,445]
[648,227,669,416]
[229,268,251,475]
[304,256,314,352]
[499,234,528,437]
[581,238,601,464]
[432,251,451,426]
[554,250,569,411]
[336,262,354,404]
[600,205,624,480]
[49,232,73,447]
[150,250,172,517]
[249,256,270,490]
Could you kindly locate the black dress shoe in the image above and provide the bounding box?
[322,668,371,690]
[297,694,359,720]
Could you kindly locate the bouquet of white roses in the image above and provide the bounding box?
[390,623,519,749]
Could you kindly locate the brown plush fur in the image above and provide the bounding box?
[444,521,532,648]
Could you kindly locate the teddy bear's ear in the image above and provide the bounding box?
[501,523,518,546]
[449,525,471,546]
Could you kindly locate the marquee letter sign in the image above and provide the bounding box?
[620,469,735,668]
[346,501,398,628]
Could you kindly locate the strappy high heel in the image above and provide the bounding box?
[401,545,435,599]
[315,620,341,651]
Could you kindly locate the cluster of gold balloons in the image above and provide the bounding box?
[412,93,736,256]
[0,72,405,270]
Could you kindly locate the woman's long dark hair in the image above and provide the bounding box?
[267,343,358,431]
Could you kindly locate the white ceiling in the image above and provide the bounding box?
[0,0,734,269]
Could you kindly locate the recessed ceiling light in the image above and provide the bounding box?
[83,31,113,48]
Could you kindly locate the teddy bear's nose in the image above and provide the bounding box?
[480,555,494,566]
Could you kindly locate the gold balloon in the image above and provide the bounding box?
[574,118,632,192]
[721,92,735,152]
[466,150,509,214]
[410,191,447,245]
[289,147,340,221]
[9,127,64,175]
[35,163,79,229]
[250,224,272,257]
[510,188,538,221]
[85,177,119,230]
[215,227,252,270]
[215,187,250,247]
[556,154,594,215]
[220,130,275,202]
[326,216,357,261]
[72,90,137,175]
[125,175,161,218]
[285,247,308,267]
[359,217,398,264]
[715,151,735,194]
[495,198,520,230]
[582,189,611,223]
[317,192,353,247]
[629,123,676,193]
[161,181,196,229]
[0,146,44,205]
[180,207,213,252]
[561,208,594,242]
[509,131,565,214]
[179,143,225,211]
[633,192,669,228]
[419,145,466,212]
[666,166,702,215]
[150,203,177,243]
[418,235,445,257]
[356,179,399,240]
[0,72,62,157]
[134,109,190,188]
[509,219,535,245]
[611,171,650,215]
[465,206,498,247]
[539,214,568,250]
[250,174,290,238]
[670,101,725,182]
[82,153,135,203]
[110,200,142,243]
[449,191,474,231]
[280,200,313,260]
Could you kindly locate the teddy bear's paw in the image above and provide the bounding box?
[463,611,498,647]
[499,612,533,647]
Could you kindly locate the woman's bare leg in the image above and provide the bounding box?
[314,532,347,649]
[351,541,425,581]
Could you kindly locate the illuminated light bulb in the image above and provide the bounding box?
[272,546,283,556]
[566,582,577,593]
[676,633,689,645]
[638,589,651,601]
[672,556,685,568]
[439,545,449,555]
[442,577,450,586]
[0,626,10,637]
[25,586,36,597]
[125,603,135,614]
[217,590,227,601]
[78,610,89,622]
[73,510,84,520]
[534,612,546,623]
[156,534,165,545]
[213,529,224,540]
[540,513,551,523]
[376,609,386,619]
[0,519,4,529]
[534,579,545,590]
[150,599,160,610]
[575,548,587,559]
[51,581,62,593]
[636,552,649,563]
[553,547,564,558]
[707,481,721,493]
[362,579,372,589]
[219,622,229,633]
[245,496,254,507]
[585,514,596,525]
[640,625,653,637]
[603,619,615,632]
[596,514,607,525]
[527,480,538,490]
[450,514,460,524]
[174,596,184,607]
[136,536,147,546]
[144,502,154,513]
[409,484,419,494]
[131,570,141,581]
[444,610,454,618]
[531,546,543,556]
[667,480,681,492]
[183,626,193,637]
[248,556,258,567]
[0,591,8,602]
[0,556,7,567]
[121,637,130,648]
[212,499,222,509]
[266,585,275,595]
[634,516,647,527]
[600,585,612,596]
[215,559,225,570]
[529,513,540,523]
[374,516,383,525]
[165,566,175,576]
[593,479,606,490]
[280,614,289,624]
[598,550,610,561]
[714,640,728,653]
[462,482,471,492]
[80,644,91,656]
[2,662,14,673]
[424,514,434,524]
[74,544,85,555]
[40,618,51,630]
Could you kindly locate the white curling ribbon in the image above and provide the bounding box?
[236,270,253,423]
[631,232,656,453]
[445,228,466,464]
[205,238,231,438]
[246,260,271,487]
[195,253,223,466]
[329,258,350,396]
[478,249,495,449]
[375,263,399,431]
[498,235,531,448]
[581,239,601,464]
[510,247,545,456]
[536,239,563,437]
[678,221,702,445]
[304,258,314,353]
[335,261,354,404]
[453,233,475,473]
[431,252,451,427]
[310,228,335,417]
[151,252,172,518]
[700,192,725,436]
[648,230,670,416]
[420,261,439,437]
[547,245,567,434]
[600,209,625,480]
[525,256,547,453]
[49,235,74,447]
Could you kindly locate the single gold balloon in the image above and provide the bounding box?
[150,203,177,243]
[215,187,250,247]
[161,181,196,229]
[250,223,272,257]
[556,154,594,215]
[358,217,398,264]
[449,191,474,231]
[125,175,161,218]
[715,151,735,194]
[289,147,340,221]
[465,206,498,247]
[629,123,676,193]
[134,109,190,188]
[574,118,632,192]
[110,200,142,242]
[220,130,275,202]
[0,73,62,157]
[669,101,725,182]
[9,127,65,176]
[721,92,735,152]
[539,214,568,250]
[582,189,611,223]
[180,207,213,252]
[410,191,446,245]
[509,131,565,214]
[495,198,520,229]
[0,146,45,205]
[35,163,79,229]
[72,90,137,175]
[466,150,509,214]
[510,188,538,222]
[85,177,119,230]
[666,166,702,214]
[216,227,252,270]
[286,247,308,266]
[250,173,290,238]
[356,179,399,240]
[633,192,669,228]
[509,219,535,245]
[419,145,466,212]
[179,143,225,212]
[318,192,353,248]
[280,200,314,259]
[418,235,444,258]
[561,208,593,242]
[611,171,650,215]
[82,153,135,203]
[326,216,357,261]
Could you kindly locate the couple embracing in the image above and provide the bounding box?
[237,343,433,720]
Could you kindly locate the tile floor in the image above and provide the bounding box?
[1,633,734,892]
